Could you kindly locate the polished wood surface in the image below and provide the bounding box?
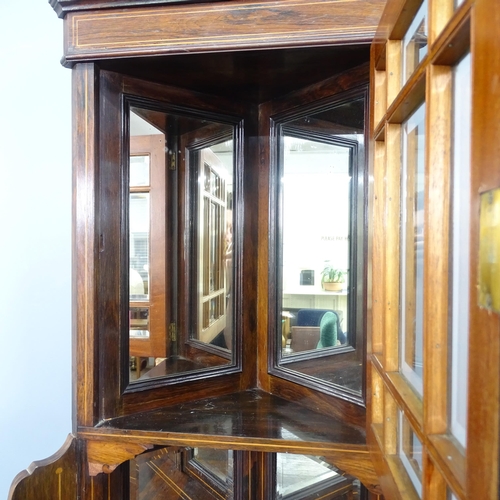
[73,62,100,428]
[8,435,78,500]
[98,46,370,104]
[80,390,381,492]
[61,0,385,64]
[423,63,451,437]
[88,440,153,476]
[50,0,228,18]
[95,389,367,447]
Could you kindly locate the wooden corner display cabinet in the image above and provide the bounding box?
[8,0,500,499]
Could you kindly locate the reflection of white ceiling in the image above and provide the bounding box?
[130,111,162,136]
[210,140,233,176]
[284,136,359,175]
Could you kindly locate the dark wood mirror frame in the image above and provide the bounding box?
[268,87,368,405]
[93,69,249,416]
[121,96,243,393]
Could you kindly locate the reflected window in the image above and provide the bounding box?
[400,102,425,396]
[195,145,233,349]
[130,193,150,303]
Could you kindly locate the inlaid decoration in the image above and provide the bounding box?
[64,0,385,62]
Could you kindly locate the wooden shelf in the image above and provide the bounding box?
[82,389,367,455]
[79,390,381,491]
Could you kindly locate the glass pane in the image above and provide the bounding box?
[402,0,428,83]
[450,52,471,448]
[398,410,423,497]
[130,193,150,301]
[130,155,150,186]
[193,448,233,483]
[276,95,366,399]
[400,103,425,396]
[130,307,149,338]
[276,454,356,498]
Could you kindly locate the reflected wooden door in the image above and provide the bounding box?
[129,133,168,360]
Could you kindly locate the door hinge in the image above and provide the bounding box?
[169,322,177,342]
[168,152,176,170]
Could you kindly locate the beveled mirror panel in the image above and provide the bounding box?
[276,453,360,498]
[272,92,366,402]
[127,103,238,384]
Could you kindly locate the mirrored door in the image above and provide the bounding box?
[126,100,238,384]
[271,92,367,403]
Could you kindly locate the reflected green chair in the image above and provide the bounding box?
[316,311,338,348]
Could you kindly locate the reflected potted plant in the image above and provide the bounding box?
[320,265,346,292]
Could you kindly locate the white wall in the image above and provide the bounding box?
[0,1,72,497]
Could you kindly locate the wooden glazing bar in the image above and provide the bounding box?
[370,363,384,425]
[385,456,421,500]
[423,64,451,436]
[371,139,387,354]
[386,40,402,108]
[428,0,453,46]
[422,450,447,500]
[373,69,388,128]
[383,123,401,372]
[427,434,465,499]
[385,372,423,440]
[383,388,398,456]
